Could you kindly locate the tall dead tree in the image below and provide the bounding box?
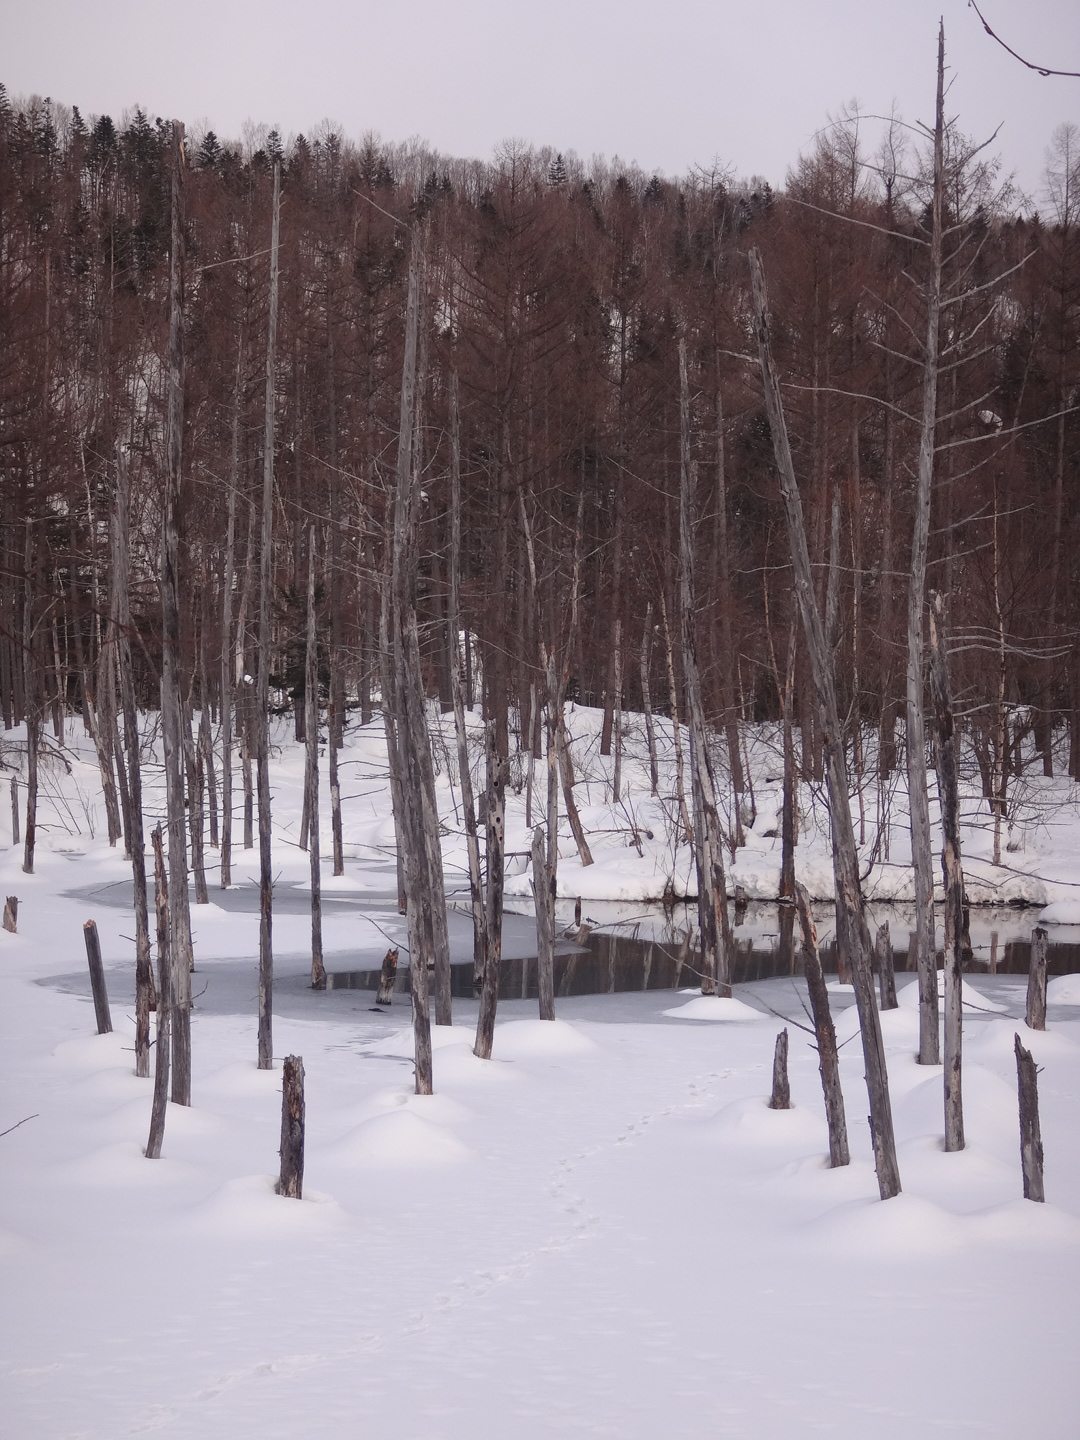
[145,826,171,1160]
[219,337,242,889]
[794,884,849,1167]
[906,24,947,1068]
[750,246,900,1200]
[679,340,731,997]
[390,235,436,1092]
[305,525,324,990]
[928,590,964,1151]
[161,122,193,1106]
[448,370,487,968]
[256,162,281,1071]
[115,445,152,1078]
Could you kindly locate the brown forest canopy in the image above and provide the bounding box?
[0,88,1078,790]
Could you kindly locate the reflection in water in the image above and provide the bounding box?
[327,902,1080,1000]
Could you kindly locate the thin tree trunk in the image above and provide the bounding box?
[679,343,731,997]
[611,620,623,804]
[928,590,964,1151]
[161,122,193,1106]
[306,525,324,990]
[115,445,152,1078]
[876,921,898,1011]
[475,721,505,1059]
[751,246,900,1200]
[145,827,171,1159]
[277,1055,305,1198]
[255,162,281,1072]
[713,365,746,845]
[658,591,693,848]
[640,604,659,796]
[1015,1034,1045,1202]
[448,370,487,968]
[379,578,408,917]
[794,882,849,1167]
[1026,926,1048,1032]
[219,337,241,889]
[532,823,556,1020]
[907,25,946,1069]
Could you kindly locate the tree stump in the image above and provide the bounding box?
[1014,1034,1044,1202]
[2,896,17,933]
[875,921,897,1010]
[83,919,112,1035]
[769,1028,790,1109]
[376,948,399,1006]
[1026,926,1048,1032]
[277,1054,305,1199]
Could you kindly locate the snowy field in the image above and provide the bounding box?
[2,706,1080,1437]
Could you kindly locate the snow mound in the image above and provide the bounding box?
[704,1095,828,1149]
[895,974,1007,1013]
[662,996,762,1022]
[493,1019,596,1059]
[370,1024,479,1060]
[965,1018,1078,1064]
[1037,900,1080,926]
[435,1044,518,1086]
[895,1067,1019,1147]
[56,1140,200,1187]
[326,1109,471,1168]
[1047,974,1080,1004]
[200,1060,287,1098]
[806,1192,965,1257]
[184,1174,347,1237]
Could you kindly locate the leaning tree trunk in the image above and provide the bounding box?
[929,590,964,1152]
[255,161,281,1072]
[161,121,193,1107]
[794,883,849,1167]
[750,246,900,1201]
[906,25,946,1069]
[679,342,731,997]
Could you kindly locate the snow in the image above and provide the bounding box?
[1,710,1080,1436]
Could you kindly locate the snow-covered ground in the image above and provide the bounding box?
[2,707,1080,1437]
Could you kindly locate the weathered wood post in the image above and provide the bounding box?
[2,896,16,933]
[9,777,18,846]
[83,920,112,1035]
[875,922,898,1010]
[769,1029,790,1110]
[1014,1034,1044,1202]
[795,882,849,1167]
[1026,926,1048,1032]
[532,824,556,1021]
[376,948,399,1006]
[277,1054,305,1199]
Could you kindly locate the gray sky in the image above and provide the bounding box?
[3,0,1078,200]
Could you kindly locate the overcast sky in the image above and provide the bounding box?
[3,0,1078,201]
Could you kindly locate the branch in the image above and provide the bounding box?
[968,0,1080,78]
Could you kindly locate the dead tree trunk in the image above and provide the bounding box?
[769,1029,790,1109]
[10,776,18,845]
[276,1054,305,1199]
[876,921,898,1011]
[256,161,281,1072]
[219,338,242,890]
[390,236,435,1092]
[795,882,849,1168]
[679,344,731,997]
[751,248,899,1199]
[475,722,506,1059]
[907,26,947,1069]
[183,702,208,905]
[1015,1034,1044,1201]
[448,371,487,969]
[532,823,556,1021]
[161,121,193,1106]
[376,947,398,1005]
[658,591,694,848]
[640,604,659,796]
[145,826,170,1160]
[928,589,964,1151]
[1026,926,1048,1032]
[83,920,112,1035]
[115,445,152,1078]
[379,579,408,917]
[305,525,324,990]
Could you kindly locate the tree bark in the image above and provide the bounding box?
[1015,1033,1044,1202]
[1026,926,1048,1032]
[145,826,171,1160]
[907,26,946,1069]
[219,337,242,890]
[83,920,112,1035]
[876,921,898,1011]
[769,1029,790,1110]
[256,161,281,1072]
[276,1054,305,1199]
[532,823,556,1021]
[795,882,850,1168]
[161,122,193,1106]
[751,247,899,1199]
[305,525,324,990]
[640,604,659,796]
[928,590,964,1151]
